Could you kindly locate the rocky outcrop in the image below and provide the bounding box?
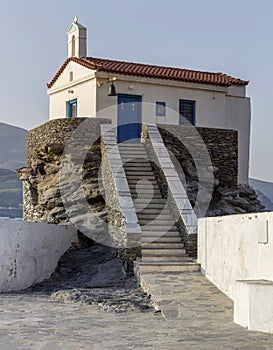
[17,118,111,229]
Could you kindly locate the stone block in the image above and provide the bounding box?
[234,280,273,334]
[181,213,198,227]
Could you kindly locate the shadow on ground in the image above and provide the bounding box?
[24,244,153,314]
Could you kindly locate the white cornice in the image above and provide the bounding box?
[48,68,229,95]
[47,75,96,95]
[95,71,228,93]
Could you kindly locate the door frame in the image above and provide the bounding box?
[117,94,142,142]
[67,99,77,118]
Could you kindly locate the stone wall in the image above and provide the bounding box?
[158,124,238,188]
[157,124,264,216]
[17,118,111,229]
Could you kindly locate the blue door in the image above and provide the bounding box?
[118,94,142,142]
[68,99,77,118]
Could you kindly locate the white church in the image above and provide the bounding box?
[47,17,251,184]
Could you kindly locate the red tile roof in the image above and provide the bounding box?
[47,56,249,88]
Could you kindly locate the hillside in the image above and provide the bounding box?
[0,168,23,218]
[249,178,273,211]
[0,122,27,170]
[0,123,27,218]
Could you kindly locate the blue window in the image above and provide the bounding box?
[179,99,195,125]
[67,99,77,118]
[156,101,166,116]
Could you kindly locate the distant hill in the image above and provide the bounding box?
[0,122,27,170]
[249,178,273,211]
[0,168,22,218]
[0,123,27,218]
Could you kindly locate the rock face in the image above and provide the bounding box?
[17,118,111,229]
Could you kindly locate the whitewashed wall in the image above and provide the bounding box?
[0,220,77,292]
[96,74,229,127]
[48,61,96,119]
[225,96,251,184]
[198,212,273,300]
[48,67,250,184]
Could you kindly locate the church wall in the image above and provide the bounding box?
[48,61,96,119]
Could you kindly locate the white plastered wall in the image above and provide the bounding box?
[198,212,273,300]
[0,220,78,292]
[225,96,251,184]
[96,74,229,128]
[48,61,96,119]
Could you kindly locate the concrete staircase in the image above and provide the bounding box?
[118,142,199,273]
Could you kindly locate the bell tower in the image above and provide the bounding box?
[67,16,87,58]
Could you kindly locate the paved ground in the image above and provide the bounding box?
[1,245,273,349]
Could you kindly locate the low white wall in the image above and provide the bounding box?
[0,220,78,292]
[198,212,273,300]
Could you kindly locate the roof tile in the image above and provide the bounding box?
[47,57,248,88]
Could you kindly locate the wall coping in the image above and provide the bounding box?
[100,124,142,246]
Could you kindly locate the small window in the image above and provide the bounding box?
[156,101,166,116]
[71,35,76,57]
[69,71,73,81]
[179,99,195,125]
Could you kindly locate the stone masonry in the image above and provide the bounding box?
[158,124,264,216]
[17,118,110,228]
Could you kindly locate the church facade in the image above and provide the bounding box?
[47,18,251,184]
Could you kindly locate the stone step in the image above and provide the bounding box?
[135,204,169,210]
[142,255,190,262]
[142,236,182,243]
[137,211,171,220]
[124,165,151,170]
[119,145,145,148]
[119,149,146,152]
[118,145,145,149]
[126,175,155,180]
[129,187,160,192]
[118,142,144,145]
[132,194,163,199]
[133,198,167,204]
[139,219,176,225]
[123,162,151,167]
[130,189,161,195]
[121,157,149,161]
[121,154,147,157]
[127,182,158,187]
[134,205,168,211]
[125,171,154,176]
[129,185,160,191]
[125,169,153,174]
[142,242,184,249]
[142,248,187,255]
[135,261,200,273]
[121,155,147,159]
[124,161,150,165]
[140,225,178,231]
[141,231,180,237]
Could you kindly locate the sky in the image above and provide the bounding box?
[0,0,273,181]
